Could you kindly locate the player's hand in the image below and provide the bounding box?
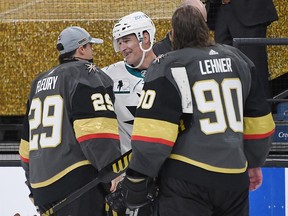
[110,175,124,192]
[248,167,263,191]
[106,174,158,212]
[105,180,126,212]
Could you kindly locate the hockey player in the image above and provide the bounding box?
[102,11,156,216]
[102,11,156,155]
[19,26,121,216]
[106,5,275,216]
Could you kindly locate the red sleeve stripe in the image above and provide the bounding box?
[20,155,29,163]
[131,135,174,147]
[244,128,275,140]
[77,133,119,143]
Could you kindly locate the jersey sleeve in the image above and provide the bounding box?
[129,62,182,177]
[19,100,32,194]
[71,79,121,171]
[242,63,275,167]
[227,46,275,167]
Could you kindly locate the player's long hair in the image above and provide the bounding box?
[171,5,213,50]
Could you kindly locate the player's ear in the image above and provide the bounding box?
[142,31,151,47]
[77,45,85,55]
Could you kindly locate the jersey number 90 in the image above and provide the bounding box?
[193,78,243,135]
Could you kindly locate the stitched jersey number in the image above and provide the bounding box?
[91,93,114,111]
[193,78,243,135]
[29,95,63,150]
[29,93,113,150]
[137,90,156,109]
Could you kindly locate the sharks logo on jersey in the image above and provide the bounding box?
[113,79,131,93]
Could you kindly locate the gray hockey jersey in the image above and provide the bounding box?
[19,60,121,191]
[129,44,275,178]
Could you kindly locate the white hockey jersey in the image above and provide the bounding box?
[102,61,145,153]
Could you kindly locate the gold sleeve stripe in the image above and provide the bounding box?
[244,113,275,139]
[131,135,174,147]
[19,139,29,162]
[170,154,247,174]
[74,117,119,139]
[132,117,178,143]
[31,160,91,188]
